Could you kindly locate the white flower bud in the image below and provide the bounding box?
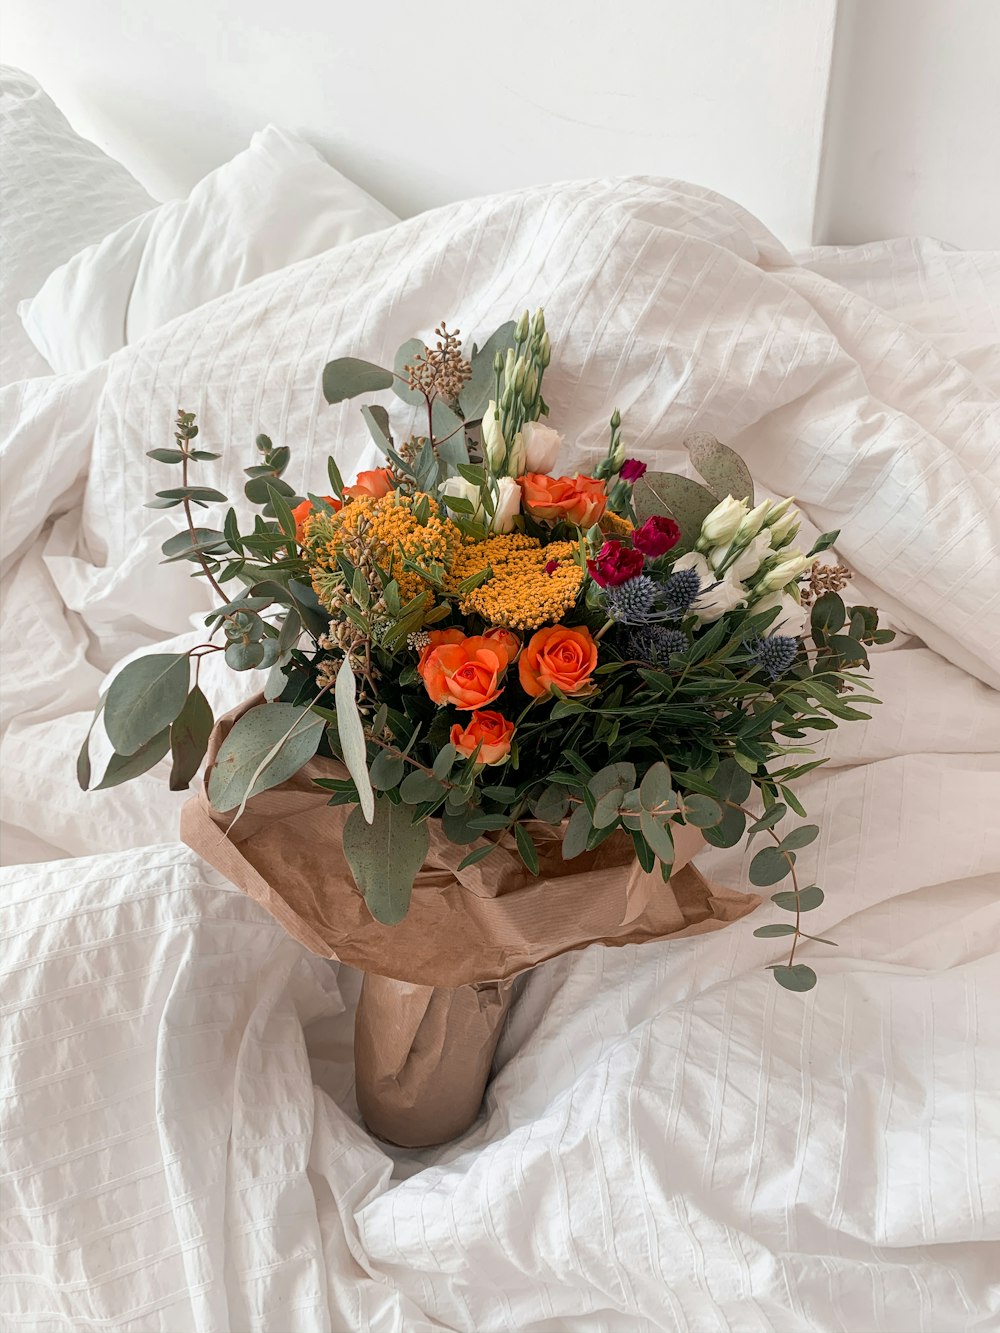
[514,310,530,342]
[506,431,526,476]
[734,499,772,542]
[481,402,506,472]
[768,512,800,547]
[490,476,522,533]
[521,420,563,474]
[711,531,773,581]
[756,551,810,592]
[699,495,748,546]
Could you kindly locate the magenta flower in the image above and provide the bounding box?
[620,458,647,483]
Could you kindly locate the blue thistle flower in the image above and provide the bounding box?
[662,567,701,614]
[604,575,657,623]
[751,634,799,681]
[627,625,688,664]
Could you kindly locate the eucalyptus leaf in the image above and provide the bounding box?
[530,784,569,824]
[96,727,171,789]
[168,686,214,791]
[76,694,106,790]
[458,321,516,420]
[207,703,324,812]
[753,923,797,938]
[632,472,717,553]
[749,845,795,886]
[778,824,819,852]
[682,793,722,828]
[342,798,428,924]
[772,885,825,912]
[369,749,405,791]
[104,654,190,757]
[639,761,673,811]
[684,432,754,505]
[361,404,392,451]
[391,338,427,407]
[639,810,675,862]
[588,762,636,802]
[322,357,394,404]
[771,964,817,992]
[334,658,375,822]
[399,770,446,804]
[562,802,592,860]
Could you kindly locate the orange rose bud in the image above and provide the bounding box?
[518,624,599,698]
[519,473,607,528]
[292,495,340,542]
[417,628,466,674]
[449,710,515,765]
[418,635,510,710]
[482,627,521,664]
[343,467,394,500]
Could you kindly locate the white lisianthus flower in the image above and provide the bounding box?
[733,499,773,542]
[489,476,522,533]
[768,511,800,547]
[710,531,774,581]
[481,401,506,473]
[756,551,811,593]
[507,431,527,477]
[699,495,748,546]
[673,550,748,624]
[520,420,563,474]
[439,475,484,523]
[752,589,807,638]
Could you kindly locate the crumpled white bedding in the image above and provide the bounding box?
[1,177,999,1332]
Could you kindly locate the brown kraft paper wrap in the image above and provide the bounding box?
[181,698,760,1145]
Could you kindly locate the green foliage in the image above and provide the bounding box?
[207,703,325,813]
[169,686,214,791]
[322,357,394,404]
[632,471,717,552]
[104,654,190,757]
[334,659,375,822]
[684,433,754,505]
[342,797,429,924]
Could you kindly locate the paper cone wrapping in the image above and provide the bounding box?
[354,974,515,1147]
[181,698,759,989]
[181,698,760,1145]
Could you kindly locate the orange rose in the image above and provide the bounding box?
[518,624,598,698]
[519,473,607,528]
[343,467,393,500]
[417,628,466,674]
[419,635,510,710]
[292,495,340,542]
[482,627,521,663]
[450,710,515,765]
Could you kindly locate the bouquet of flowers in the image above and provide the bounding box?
[79,310,892,994]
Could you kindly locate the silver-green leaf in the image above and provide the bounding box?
[334,658,375,822]
[343,797,429,924]
[104,653,191,757]
[684,432,754,505]
[322,357,393,404]
[207,703,325,812]
[632,472,718,554]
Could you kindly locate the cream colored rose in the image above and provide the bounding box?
[520,420,563,474]
[489,476,522,533]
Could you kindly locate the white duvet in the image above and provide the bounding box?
[2,179,999,1333]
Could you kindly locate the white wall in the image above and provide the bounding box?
[0,0,837,249]
[2,0,997,249]
[815,0,1000,248]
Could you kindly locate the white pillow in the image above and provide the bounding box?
[0,66,155,385]
[19,125,399,373]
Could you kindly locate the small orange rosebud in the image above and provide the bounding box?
[418,634,510,710]
[449,710,515,765]
[292,495,340,542]
[482,627,521,664]
[518,624,598,698]
[343,467,394,500]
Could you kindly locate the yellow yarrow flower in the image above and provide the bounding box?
[305,491,460,607]
[599,510,634,538]
[445,534,583,631]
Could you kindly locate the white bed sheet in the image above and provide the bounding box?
[1,177,999,1332]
